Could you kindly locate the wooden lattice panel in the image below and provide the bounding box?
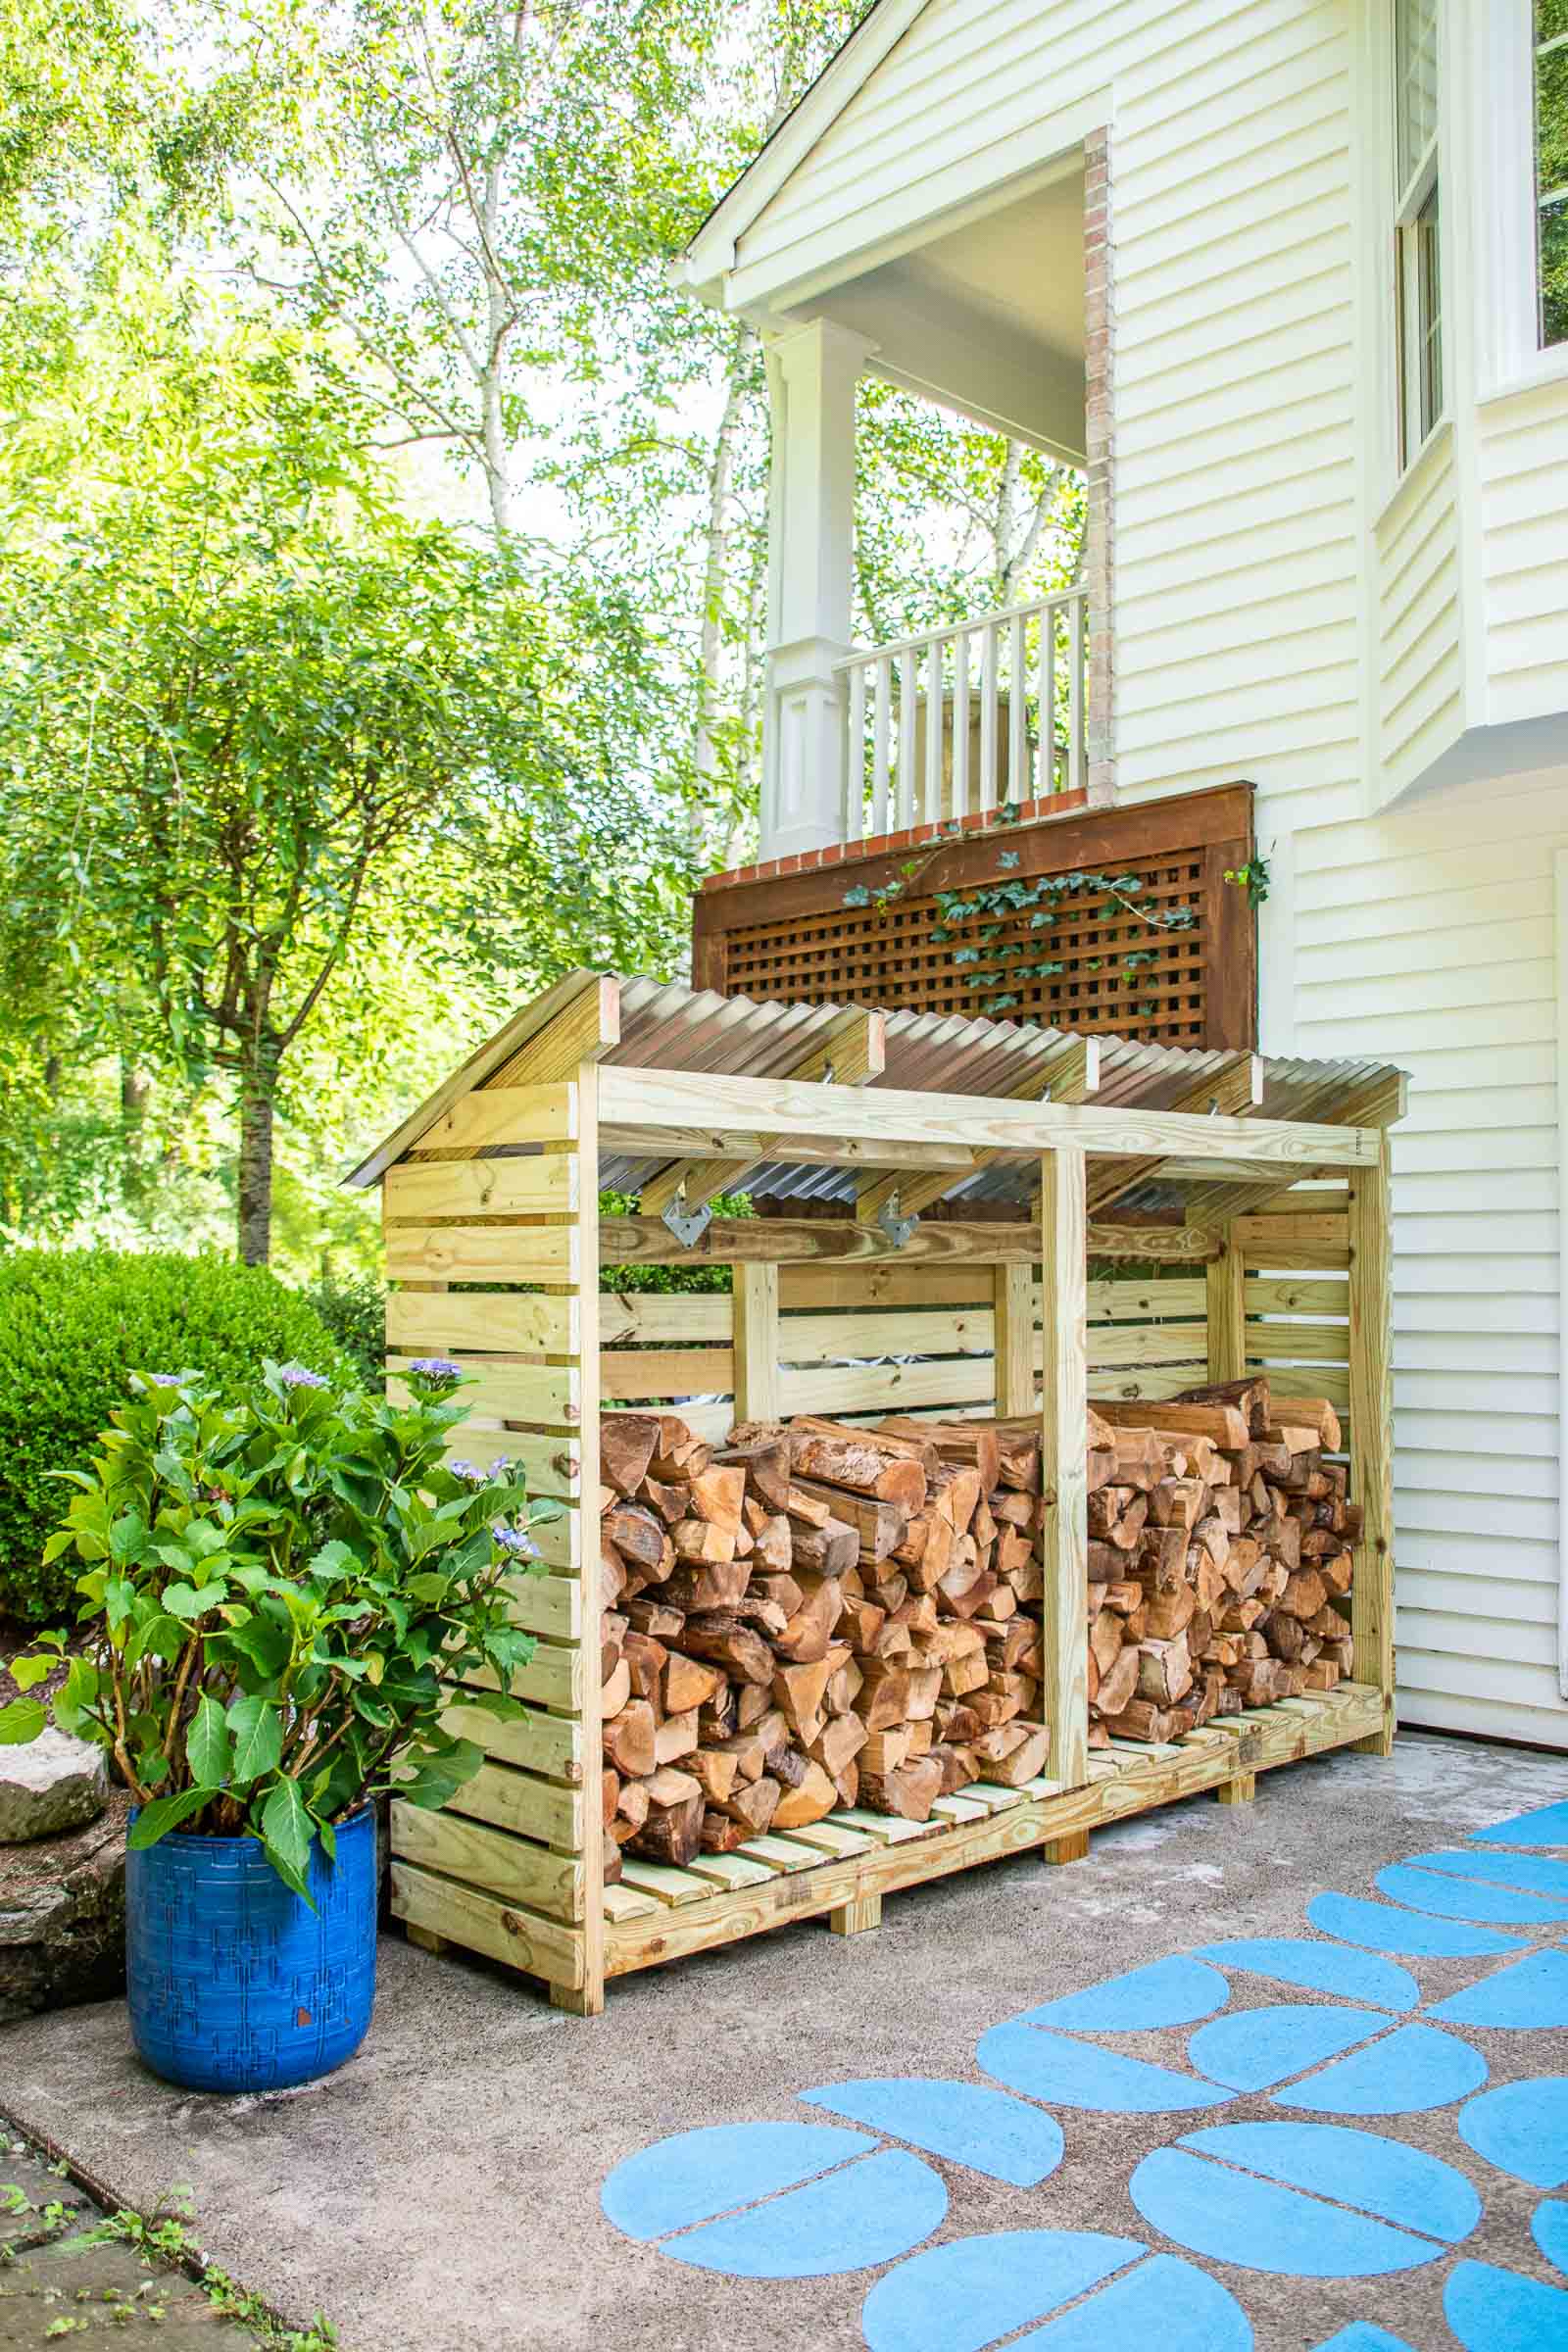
[692,783,1256,1052]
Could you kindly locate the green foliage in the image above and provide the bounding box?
[298,1269,387,1389]
[2,1359,553,1892]
[1223,851,1273,910]
[0,1250,353,1624]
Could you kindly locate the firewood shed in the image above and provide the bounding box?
[345,970,1402,2017]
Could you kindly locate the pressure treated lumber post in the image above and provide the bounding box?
[1040,1149,1089,1797]
[994,1263,1037,1415]
[732,1262,781,1423]
[551,1061,606,2012]
[1215,1771,1256,1807]
[1348,1128,1396,1755]
[1205,1232,1247,1382]
[828,1890,883,1936]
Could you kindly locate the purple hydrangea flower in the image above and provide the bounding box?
[146,1373,183,1389]
[486,1457,513,1481]
[492,1525,538,1559]
[409,1356,464,1382]
[449,1459,486,1485]
[280,1363,328,1390]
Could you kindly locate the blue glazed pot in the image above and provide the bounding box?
[125,1805,376,2093]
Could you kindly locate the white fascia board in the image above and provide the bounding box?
[681,0,932,290]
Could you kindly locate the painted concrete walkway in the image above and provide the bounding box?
[2,1731,1566,2352]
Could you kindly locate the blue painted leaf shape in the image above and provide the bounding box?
[1189,2003,1388,2093]
[860,2229,1143,2352]
[1016,2251,1251,2351]
[1457,2076,1568,2186]
[1444,2259,1568,2351]
[1306,1889,1525,1958]
[977,2021,1229,2114]
[1399,1847,1568,1899]
[1277,2023,1488,2117]
[1472,1800,1568,1848]
[1533,2197,1568,2276]
[1428,1948,1568,2031]
[662,2145,946,2278]
[1197,1936,1419,2011]
[1013,1954,1229,2033]
[1175,2121,1481,2243]
[600,2119,870,2240]
[800,2078,1063,2186]
[1374,1862,1568,1926]
[1129,2145,1443,2279]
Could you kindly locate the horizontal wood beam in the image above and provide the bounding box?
[596,1065,1381,1169]
[603,1130,977,1174]
[639,1008,887,1219]
[1182,1071,1408,1229]
[1085,1054,1262,1217]
[856,1037,1099,1227]
[598,1215,1222,1267]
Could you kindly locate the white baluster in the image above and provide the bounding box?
[1036,599,1055,799]
[951,629,970,820]
[897,647,917,828]
[872,659,891,836]
[979,622,999,810]
[924,635,944,823]
[846,662,866,843]
[1007,610,1026,804]
[1068,591,1085,796]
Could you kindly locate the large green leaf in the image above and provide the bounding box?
[164,1579,227,1620]
[260,1777,314,1880]
[0,1697,46,1744]
[226,1691,282,1781]
[185,1691,232,1788]
[127,1787,217,1846]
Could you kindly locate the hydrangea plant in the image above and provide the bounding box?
[0,1359,555,1899]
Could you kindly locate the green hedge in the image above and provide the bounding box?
[0,1250,352,1625]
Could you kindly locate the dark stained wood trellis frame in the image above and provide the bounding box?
[691,782,1256,1052]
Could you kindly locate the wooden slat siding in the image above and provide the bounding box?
[1087,1322,1210,1369]
[778,1359,999,1417]
[431,1428,581,1497]
[1089,1277,1207,1321]
[600,1294,732,1345]
[383,1153,576,1221]
[598,1350,736,1402]
[406,1082,577,1157]
[423,1754,581,1850]
[1348,1128,1396,1753]
[857,1035,1099,1229]
[1245,1277,1348,1317]
[383,1225,579,1286]
[600,1216,1221,1268]
[690,786,1256,1054]
[780,1264,993,1310]
[731,1262,780,1421]
[387,1361,580,1429]
[393,1863,584,1991]
[501,1572,581,1644]
[391,1804,585,1923]
[1040,1152,1090,1790]
[350,972,614,1188]
[640,1007,887,1218]
[440,1699,579,1786]
[1242,1322,1350,1364]
[782,1304,998,1359]
[1229,1213,1350,1270]
[386,1291,580,1356]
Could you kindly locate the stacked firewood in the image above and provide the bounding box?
[597,1410,1052,1873]
[1085,1376,1358,1746]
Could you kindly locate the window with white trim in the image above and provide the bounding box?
[1394,0,1442,466]
[1538,2,1568,346]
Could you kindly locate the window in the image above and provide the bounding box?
[1394,0,1442,465]
[1538,2,1568,346]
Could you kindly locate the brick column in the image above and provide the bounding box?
[1083,128,1115,804]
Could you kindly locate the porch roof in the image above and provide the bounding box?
[346,970,1403,1224]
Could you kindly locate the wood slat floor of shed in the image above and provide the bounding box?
[601,1683,1385,1971]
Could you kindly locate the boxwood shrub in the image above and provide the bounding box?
[0,1250,351,1626]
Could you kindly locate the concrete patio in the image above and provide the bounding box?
[3,1730,1566,2352]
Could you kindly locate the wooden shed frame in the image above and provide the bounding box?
[347,970,1402,2018]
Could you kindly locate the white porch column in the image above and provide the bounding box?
[761,318,874,859]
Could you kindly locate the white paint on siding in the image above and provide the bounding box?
[1481,383,1568,726]
[1373,426,1463,798]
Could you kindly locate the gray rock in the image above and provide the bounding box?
[0,1792,126,2023]
[0,1728,107,1844]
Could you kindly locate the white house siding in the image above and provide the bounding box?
[1374,426,1463,797]
[1287,774,1568,1748]
[1479,382,1568,728]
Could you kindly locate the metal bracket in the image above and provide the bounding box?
[661,1189,712,1250]
[877,1194,919,1250]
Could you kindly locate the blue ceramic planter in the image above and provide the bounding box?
[125,1805,376,2093]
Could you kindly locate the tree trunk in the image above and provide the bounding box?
[236,1066,276,1265]
[692,330,753,840]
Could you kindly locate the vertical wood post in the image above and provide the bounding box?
[1348,1128,1395,1755]
[732,1262,781,1423]
[1040,1149,1089,1792]
[1205,1233,1247,1381]
[994,1262,1037,1416]
[552,1062,606,2011]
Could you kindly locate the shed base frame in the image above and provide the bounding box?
[390,1683,1387,2002]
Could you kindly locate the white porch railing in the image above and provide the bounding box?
[833,585,1088,848]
